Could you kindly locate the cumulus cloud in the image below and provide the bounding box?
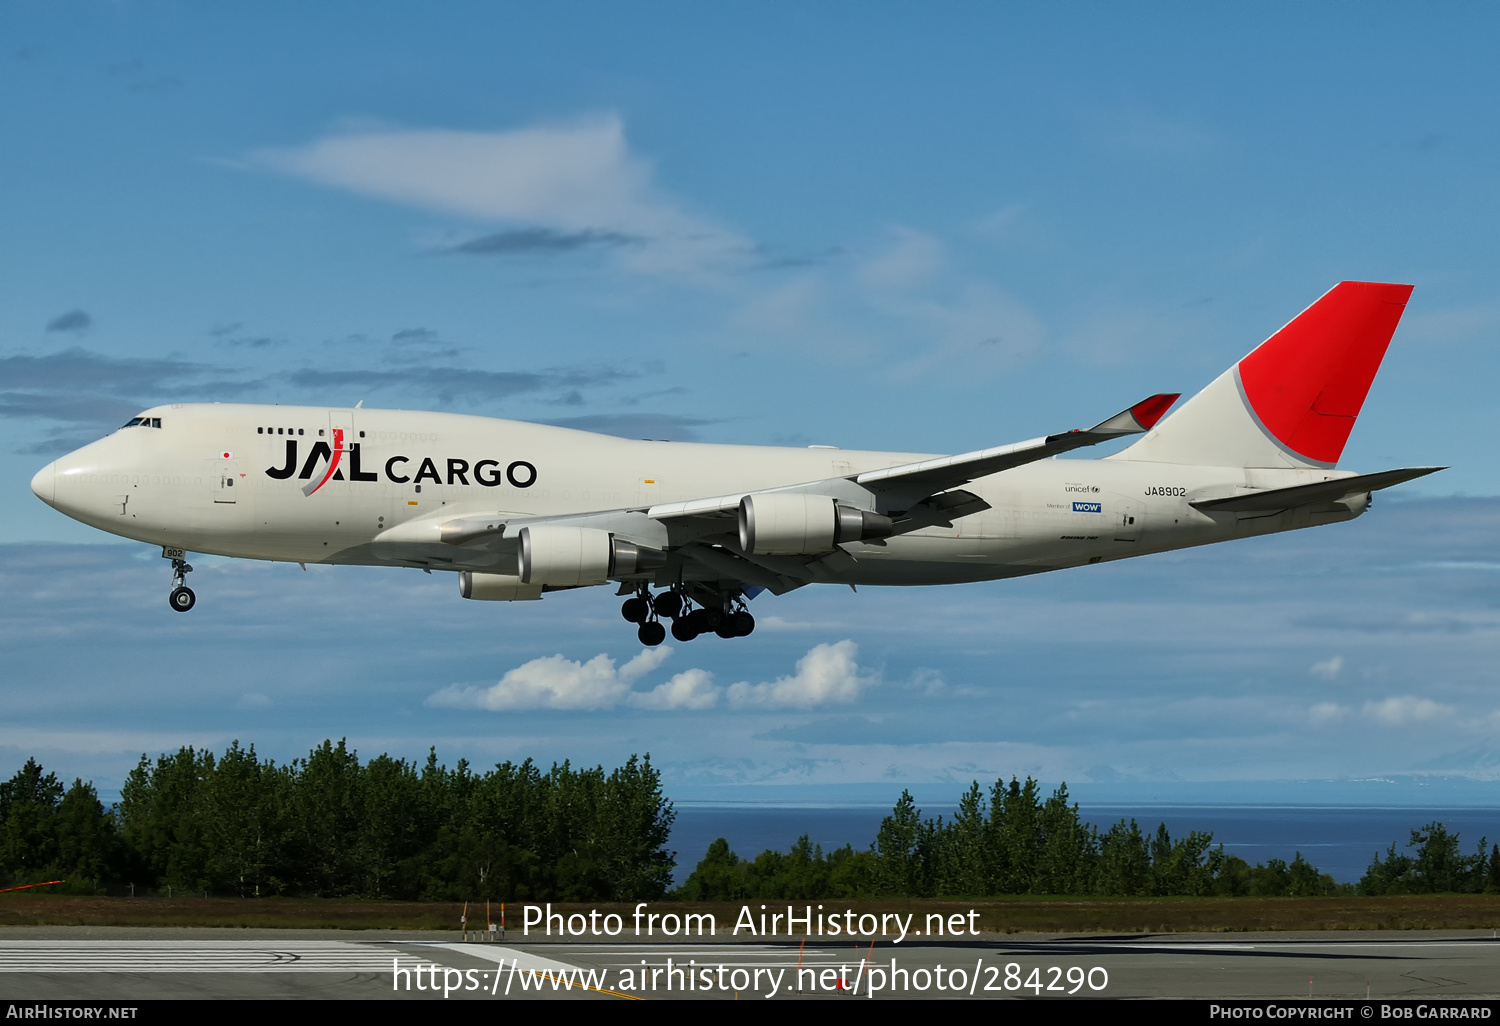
[631,668,720,711]
[428,646,673,711]
[1363,696,1452,726]
[427,641,871,713]
[726,640,870,709]
[1310,655,1345,680]
[249,116,748,275]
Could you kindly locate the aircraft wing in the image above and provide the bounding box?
[648,392,1180,520]
[636,393,1179,593]
[1190,466,1445,512]
[853,393,1180,508]
[424,393,1180,593]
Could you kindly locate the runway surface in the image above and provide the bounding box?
[2,929,1499,1000]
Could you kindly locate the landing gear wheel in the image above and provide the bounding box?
[670,617,700,642]
[169,586,196,612]
[715,621,738,639]
[693,607,724,632]
[637,621,666,646]
[653,591,683,619]
[730,611,755,637]
[621,597,649,623]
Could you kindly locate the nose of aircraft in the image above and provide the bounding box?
[30,460,56,507]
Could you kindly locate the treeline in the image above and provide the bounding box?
[0,743,675,901]
[1359,824,1499,895]
[677,778,1344,899]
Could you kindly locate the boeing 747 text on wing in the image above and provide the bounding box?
[31,282,1441,645]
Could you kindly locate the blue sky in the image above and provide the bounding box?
[1,3,1497,806]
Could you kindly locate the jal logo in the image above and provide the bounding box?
[265,438,537,494]
[1071,502,1103,513]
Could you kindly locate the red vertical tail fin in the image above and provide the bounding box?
[1237,281,1413,465]
[1119,282,1413,469]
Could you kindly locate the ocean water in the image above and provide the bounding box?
[668,804,1500,886]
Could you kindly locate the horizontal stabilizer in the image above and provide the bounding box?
[1190,466,1444,512]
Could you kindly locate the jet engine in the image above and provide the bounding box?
[459,572,543,601]
[738,494,893,555]
[519,525,666,586]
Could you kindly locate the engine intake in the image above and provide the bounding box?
[738,494,893,555]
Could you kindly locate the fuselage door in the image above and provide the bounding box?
[1113,495,1140,542]
[328,411,354,456]
[214,461,239,504]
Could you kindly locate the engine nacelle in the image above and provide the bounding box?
[738,494,893,555]
[519,525,666,586]
[459,572,543,601]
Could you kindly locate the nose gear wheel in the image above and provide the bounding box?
[167,556,195,613]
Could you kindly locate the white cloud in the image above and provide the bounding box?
[726,640,870,709]
[426,645,717,712]
[629,668,720,711]
[248,115,747,275]
[428,645,672,712]
[428,642,872,713]
[1310,655,1345,680]
[1363,696,1453,726]
[617,646,674,683]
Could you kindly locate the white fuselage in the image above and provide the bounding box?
[31,403,1365,589]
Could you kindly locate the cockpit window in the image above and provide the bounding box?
[119,416,163,429]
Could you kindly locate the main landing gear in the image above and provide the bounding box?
[619,586,754,646]
[166,553,195,612]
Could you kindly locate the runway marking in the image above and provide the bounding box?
[0,940,439,974]
[432,943,586,977]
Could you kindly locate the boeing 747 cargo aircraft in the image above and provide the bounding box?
[30,282,1441,645]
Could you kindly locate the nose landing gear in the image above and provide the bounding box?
[167,555,195,613]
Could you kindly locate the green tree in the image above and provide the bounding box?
[118,747,214,891]
[598,754,675,900]
[676,838,747,900]
[1094,819,1150,896]
[0,759,65,882]
[875,790,928,896]
[52,779,118,891]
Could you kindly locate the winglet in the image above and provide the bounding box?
[1082,393,1181,438]
[1128,393,1179,430]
